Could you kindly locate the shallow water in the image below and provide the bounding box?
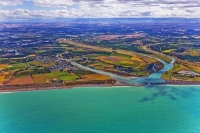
[133,56,175,84]
[0,85,200,133]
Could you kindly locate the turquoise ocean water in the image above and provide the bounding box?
[0,85,200,133]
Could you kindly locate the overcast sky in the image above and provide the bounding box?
[0,0,199,20]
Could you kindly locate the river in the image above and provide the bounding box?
[69,53,175,85]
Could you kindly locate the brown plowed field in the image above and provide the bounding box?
[4,75,34,85]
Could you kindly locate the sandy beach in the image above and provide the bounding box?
[1,79,200,93]
[0,81,135,93]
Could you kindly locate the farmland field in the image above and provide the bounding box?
[4,75,34,85]
[73,70,96,76]
[63,40,157,67]
[32,71,79,83]
[162,62,199,80]
[30,61,55,67]
[0,64,8,71]
[79,74,110,81]
[5,63,29,71]
[0,73,5,83]
[96,55,145,68]
[151,54,172,64]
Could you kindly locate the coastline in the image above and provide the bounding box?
[1,80,200,93]
[0,81,135,93]
[152,80,200,86]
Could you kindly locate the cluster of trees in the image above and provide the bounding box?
[174,48,185,53]
[177,55,200,62]
[150,44,175,52]
[64,79,116,86]
[38,48,65,56]
[15,68,51,77]
[114,65,134,73]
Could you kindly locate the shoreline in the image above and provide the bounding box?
[1,80,200,93]
[152,80,200,86]
[0,82,135,93]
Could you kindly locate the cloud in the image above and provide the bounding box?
[0,0,23,6]
[32,0,75,7]
[0,9,70,19]
[0,0,200,20]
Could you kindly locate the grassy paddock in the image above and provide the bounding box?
[32,71,79,83]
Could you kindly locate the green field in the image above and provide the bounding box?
[32,71,79,83]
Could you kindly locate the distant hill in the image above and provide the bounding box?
[2,18,200,23]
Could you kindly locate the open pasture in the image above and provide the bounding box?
[5,63,29,71]
[32,71,79,83]
[79,74,110,81]
[163,49,175,53]
[88,63,111,70]
[96,55,145,69]
[73,70,95,76]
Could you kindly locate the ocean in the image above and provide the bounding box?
[0,85,200,133]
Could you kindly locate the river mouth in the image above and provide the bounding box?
[70,54,175,86]
[132,56,175,85]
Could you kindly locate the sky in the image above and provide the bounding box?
[0,0,199,20]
